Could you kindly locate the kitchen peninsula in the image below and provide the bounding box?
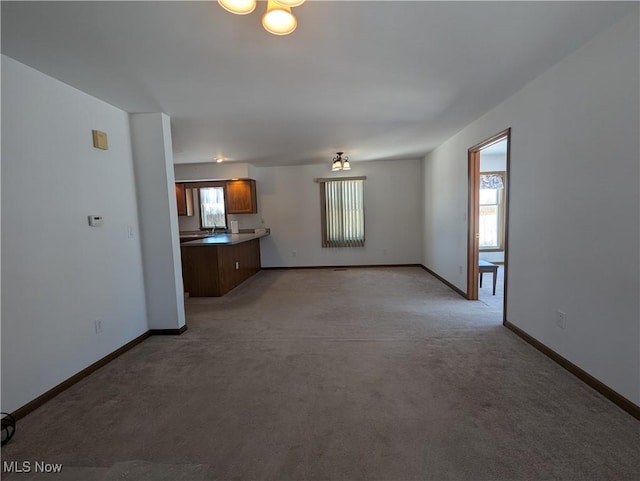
[180,231,269,297]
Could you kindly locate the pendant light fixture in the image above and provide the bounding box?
[271,0,305,7]
[262,0,297,36]
[218,0,256,15]
[331,152,350,171]
[218,0,304,36]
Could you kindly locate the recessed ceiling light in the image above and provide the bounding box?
[215,157,223,163]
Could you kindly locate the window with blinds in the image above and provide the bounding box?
[319,178,365,248]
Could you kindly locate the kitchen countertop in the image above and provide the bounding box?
[181,231,269,246]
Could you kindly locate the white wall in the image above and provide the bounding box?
[1,56,148,412]
[130,113,185,331]
[175,159,422,266]
[256,159,423,267]
[422,11,639,405]
[174,162,251,182]
[422,142,468,286]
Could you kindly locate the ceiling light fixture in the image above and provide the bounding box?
[271,0,305,7]
[218,0,256,15]
[331,152,350,172]
[218,0,304,36]
[262,0,297,35]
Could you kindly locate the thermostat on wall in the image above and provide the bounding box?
[88,215,103,227]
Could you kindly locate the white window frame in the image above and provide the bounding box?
[195,182,227,230]
[316,176,366,248]
[479,171,505,251]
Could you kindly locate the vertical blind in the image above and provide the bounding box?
[321,179,365,248]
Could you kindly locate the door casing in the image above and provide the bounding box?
[467,129,511,323]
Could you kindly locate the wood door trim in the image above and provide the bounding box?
[467,149,480,300]
[467,128,511,312]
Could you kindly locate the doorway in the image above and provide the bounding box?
[467,129,510,322]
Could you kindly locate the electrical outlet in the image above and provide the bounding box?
[556,310,567,329]
[458,265,463,275]
[127,225,134,239]
[235,261,239,270]
[383,248,388,255]
[291,251,297,258]
[94,319,103,334]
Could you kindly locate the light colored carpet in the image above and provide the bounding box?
[2,267,639,480]
[478,262,504,312]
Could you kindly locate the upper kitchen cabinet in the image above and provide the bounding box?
[175,183,194,216]
[226,179,257,214]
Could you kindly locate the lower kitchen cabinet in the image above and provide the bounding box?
[181,239,261,297]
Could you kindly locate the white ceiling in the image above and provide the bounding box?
[1,1,634,167]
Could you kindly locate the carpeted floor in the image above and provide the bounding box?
[2,267,639,480]
[478,263,504,312]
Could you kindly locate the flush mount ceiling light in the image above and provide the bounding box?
[218,0,304,36]
[331,152,351,172]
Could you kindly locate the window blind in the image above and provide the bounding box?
[320,179,365,248]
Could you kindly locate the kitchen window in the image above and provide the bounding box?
[199,186,227,230]
[318,177,365,247]
[479,171,505,250]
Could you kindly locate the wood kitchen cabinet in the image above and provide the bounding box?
[181,238,261,296]
[176,178,256,216]
[176,183,187,215]
[175,183,194,216]
[217,239,261,294]
[226,179,257,214]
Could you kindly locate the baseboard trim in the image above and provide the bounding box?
[419,265,467,299]
[150,325,188,335]
[504,320,640,421]
[11,331,151,420]
[261,264,422,270]
[263,264,468,301]
[10,324,189,420]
